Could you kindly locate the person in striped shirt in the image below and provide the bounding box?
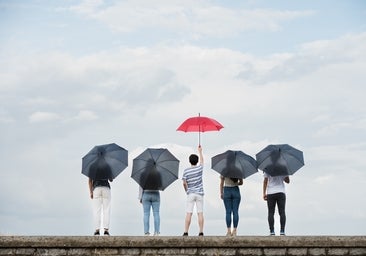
[182,146,204,236]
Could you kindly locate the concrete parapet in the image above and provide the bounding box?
[0,236,365,256]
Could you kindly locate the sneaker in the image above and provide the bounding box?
[231,230,237,237]
[198,232,204,236]
[182,232,188,236]
[104,230,110,236]
[280,231,286,236]
[154,232,160,236]
[144,232,150,236]
[94,230,100,236]
[270,231,275,236]
[226,231,231,236]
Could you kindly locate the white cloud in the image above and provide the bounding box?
[29,111,61,123]
[237,32,366,84]
[23,97,58,107]
[314,122,352,137]
[74,110,98,121]
[0,110,14,124]
[69,0,314,37]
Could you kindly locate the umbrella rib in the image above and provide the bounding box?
[158,165,179,178]
[285,152,304,164]
[104,152,127,163]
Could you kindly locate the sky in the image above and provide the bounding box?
[0,0,365,236]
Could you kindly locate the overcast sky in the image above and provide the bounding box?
[1,0,365,236]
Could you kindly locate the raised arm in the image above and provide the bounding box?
[198,146,204,165]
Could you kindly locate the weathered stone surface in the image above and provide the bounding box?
[237,248,263,256]
[308,248,326,256]
[349,248,366,255]
[35,248,67,256]
[327,248,349,255]
[0,249,13,255]
[287,248,308,256]
[263,248,287,256]
[0,236,365,256]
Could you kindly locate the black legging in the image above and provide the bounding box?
[267,192,286,233]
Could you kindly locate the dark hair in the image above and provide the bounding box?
[189,154,199,165]
[230,178,239,183]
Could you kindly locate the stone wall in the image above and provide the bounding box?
[0,236,365,256]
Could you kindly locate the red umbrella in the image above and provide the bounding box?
[177,113,224,146]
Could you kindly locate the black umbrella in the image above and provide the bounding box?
[211,150,258,179]
[82,143,128,180]
[256,144,304,176]
[131,148,179,190]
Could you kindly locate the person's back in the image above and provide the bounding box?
[183,163,204,195]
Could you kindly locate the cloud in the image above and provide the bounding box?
[237,32,366,84]
[74,110,98,121]
[69,0,314,38]
[29,111,61,123]
[0,109,14,124]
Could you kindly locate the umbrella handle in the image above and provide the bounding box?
[199,131,201,147]
[198,112,201,146]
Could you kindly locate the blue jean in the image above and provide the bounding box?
[223,186,241,228]
[142,191,160,234]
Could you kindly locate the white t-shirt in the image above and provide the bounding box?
[264,173,287,195]
[221,176,239,187]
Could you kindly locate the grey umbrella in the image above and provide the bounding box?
[82,143,128,180]
[211,150,258,179]
[256,144,304,176]
[131,148,179,190]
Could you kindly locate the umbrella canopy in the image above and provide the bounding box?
[211,150,258,179]
[256,144,304,176]
[82,143,128,180]
[177,113,223,146]
[131,148,180,191]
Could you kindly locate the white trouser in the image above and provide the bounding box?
[93,186,111,230]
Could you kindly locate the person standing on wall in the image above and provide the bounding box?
[263,173,290,236]
[182,146,205,236]
[220,176,243,236]
[89,177,112,236]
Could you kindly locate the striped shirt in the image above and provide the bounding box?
[182,164,204,195]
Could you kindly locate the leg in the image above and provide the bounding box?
[277,193,286,233]
[196,194,204,234]
[92,187,103,232]
[101,187,111,231]
[184,213,193,233]
[223,187,233,229]
[184,194,195,234]
[151,192,160,235]
[232,187,241,229]
[142,193,152,234]
[197,212,204,234]
[267,194,276,234]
